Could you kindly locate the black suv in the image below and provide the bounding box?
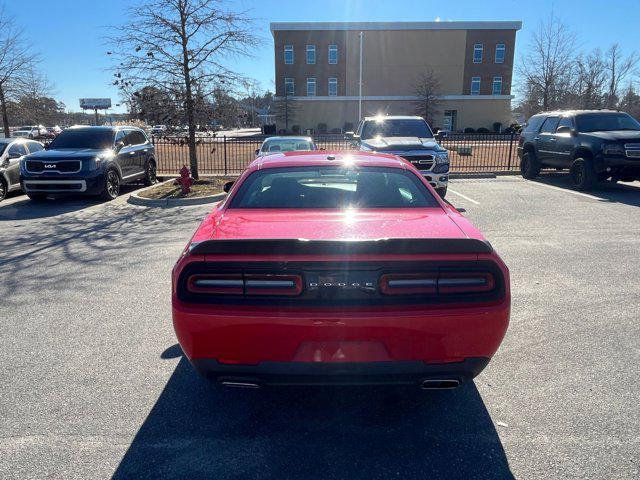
[20,126,156,201]
[518,110,640,189]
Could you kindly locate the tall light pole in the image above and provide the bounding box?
[358,31,364,121]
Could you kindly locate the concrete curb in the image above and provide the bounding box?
[127,179,226,207]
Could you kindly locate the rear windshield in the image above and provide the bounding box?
[229,166,440,209]
[575,113,640,132]
[49,129,115,149]
[263,139,314,153]
[361,119,433,140]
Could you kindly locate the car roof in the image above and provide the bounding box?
[534,109,621,117]
[66,125,142,132]
[362,115,424,121]
[249,150,406,170]
[263,136,313,142]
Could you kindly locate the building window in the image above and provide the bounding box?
[471,76,481,95]
[473,43,483,63]
[328,45,338,64]
[284,77,294,96]
[328,77,338,96]
[284,45,293,65]
[307,77,316,96]
[495,43,505,64]
[306,45,316,64]
[492,76,503,95]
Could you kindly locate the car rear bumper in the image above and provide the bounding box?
[191,357,490,387]
[172,300,510,376]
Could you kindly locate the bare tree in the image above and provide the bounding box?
[413,69,441,125]
[0,6,39,137]
[274,91,297,132]
[518,15,576,111]
[604,44,638,109]
[108,0,258,178]
[574,49,607,109]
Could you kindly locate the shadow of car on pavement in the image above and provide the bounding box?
[112,345,514,480]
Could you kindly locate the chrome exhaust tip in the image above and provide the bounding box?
[220,381,261,389]
[420,379,460,390]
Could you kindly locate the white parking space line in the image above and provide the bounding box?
[526,180,604,200]
[447,188,480,205]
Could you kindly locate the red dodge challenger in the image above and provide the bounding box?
[172,151,510,389]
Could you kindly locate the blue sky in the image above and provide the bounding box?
[7,0,640,113]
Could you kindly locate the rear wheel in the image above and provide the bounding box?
[143,159,157,186]
[100,169,121,201]
[520,151,541,179]
[570,158,597,190]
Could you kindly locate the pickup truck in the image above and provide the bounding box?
[349,115,450,197]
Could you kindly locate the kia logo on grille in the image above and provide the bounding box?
[44,164,57,169]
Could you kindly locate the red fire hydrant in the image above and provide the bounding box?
[176,165,194,194]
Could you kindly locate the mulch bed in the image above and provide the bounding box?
[139,177,236,199]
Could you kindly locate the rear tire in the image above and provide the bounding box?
[436,186,447,198]
[520,151,541,179]
[0,178,6,202]
[143,159,157,186]
[100,169,121,201]
[570,158,597,190]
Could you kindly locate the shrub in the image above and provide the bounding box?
[464,127,476,133]
[330,127,342,134]
[343,122,354,132]
[477,127,491,134]
[492,122,502,133]
[291,125,301,134]
[317,123,328,134]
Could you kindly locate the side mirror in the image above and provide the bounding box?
[223,181,234,193]
[255,149,260,156]
[115,141,125,151]
[8,152,21,159]
[1,158,9,167]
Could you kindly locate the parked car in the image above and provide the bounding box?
[11,125,47,139]
[0,139,44,202]
[255,136,317,157]
[20,126,156,201]
[45,126,63,138]
[150,125,167,135]
[349,115,450,197]
[172,150,511,389]
[518,110,640,189]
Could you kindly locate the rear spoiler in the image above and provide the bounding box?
[189,238,493,255]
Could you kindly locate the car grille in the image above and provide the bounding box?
[624,143,640,158]
[26,160,82,173]
[401,155,435,170]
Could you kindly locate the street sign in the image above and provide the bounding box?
[79,98,112,110]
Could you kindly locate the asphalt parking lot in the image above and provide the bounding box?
[1,174,639,479]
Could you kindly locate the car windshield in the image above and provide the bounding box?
[263,139,313,153]
[361,119,433,140]
[48,129,115,149]
[229,166,440,209]
[576,113,640,132]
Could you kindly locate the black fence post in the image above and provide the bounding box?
[507,132,514,170]
[223,135,228,175]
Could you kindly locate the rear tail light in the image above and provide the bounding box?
[437,272,495,294]
[244,274,302,296]
[187,273,302,297]
[380,271,495,296]
[380,273,437,295]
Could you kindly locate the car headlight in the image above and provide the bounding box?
[603,144,624,156]
[434,150,449,164]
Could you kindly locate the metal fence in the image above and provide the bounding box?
[152,133,520,176]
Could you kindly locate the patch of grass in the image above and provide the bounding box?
[139,176,236,199]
